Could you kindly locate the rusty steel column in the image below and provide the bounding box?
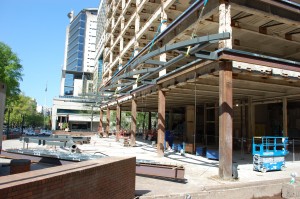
[157,87,166,156]
[204,103,207,146]
[99,109,103,134]
[148,112,151,130]
[131,99,137,146]
[215,102,219,145]
[283,97,288,137]
[219,61,233,180]
[116,104,121,141]
[116,104,121,132]
[106,107,110,137]
[0,83,6,153]
[218,0,233,180]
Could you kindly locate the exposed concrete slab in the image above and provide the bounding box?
[282,183,300,199]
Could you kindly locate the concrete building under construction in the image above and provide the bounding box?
[95,0,300,179]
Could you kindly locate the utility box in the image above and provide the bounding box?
[252,136,288,172]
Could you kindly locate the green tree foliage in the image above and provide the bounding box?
[0,42,23,99]
[5,94,43,128]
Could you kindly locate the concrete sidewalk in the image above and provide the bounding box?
[2,135,300,198]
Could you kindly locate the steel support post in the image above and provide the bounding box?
[116,104,121,141]
[218,0,233,180]
[283,97,288,137]
[219,61,233,180]
[157,87,166,156]
[99,109,103,134]
[106,108,110,137]
[130,99,137,146]
[148,112,151,130]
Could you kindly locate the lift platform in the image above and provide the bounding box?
[252,136,289,173]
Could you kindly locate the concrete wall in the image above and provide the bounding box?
[0,157,136,199]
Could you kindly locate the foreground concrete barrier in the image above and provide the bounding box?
[0,157,136,199]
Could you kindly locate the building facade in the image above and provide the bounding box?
[97,0,300,179]
[52,8,100,131]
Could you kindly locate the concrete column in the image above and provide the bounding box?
[0,83,6,153]
[130,99,137,146]
[133,43,139,90]
[218,0,233,180]
[106,107,110,137]
[112,16,115,29]
[157,87,165,156]
[122,0,126,10]
[159,5,167,77]
[283,97,288,137]
[120,37,124,54]
[121,16,125,30]
[135,13,140,34]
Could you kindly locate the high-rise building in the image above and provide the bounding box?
[93,0,106,93]
[61,8,98,97]
[52,8,100,131]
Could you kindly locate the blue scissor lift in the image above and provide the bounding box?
[252,136,289,173]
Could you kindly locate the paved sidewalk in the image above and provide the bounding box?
[2,136,300,198]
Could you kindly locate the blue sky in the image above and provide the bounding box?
[0,0,100,107]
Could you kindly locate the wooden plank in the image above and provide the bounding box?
[157,87,165,156]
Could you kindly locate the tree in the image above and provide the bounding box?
[0,42,23,100]
[5,94,43,129]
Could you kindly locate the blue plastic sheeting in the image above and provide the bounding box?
[206,149,219,160]
[196,146,206,156]
[164,130,174,149]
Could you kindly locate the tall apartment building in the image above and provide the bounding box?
[94,0,107,92]
[52,8,100,131]
[61,8,98,96]
[97,0,300,178]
